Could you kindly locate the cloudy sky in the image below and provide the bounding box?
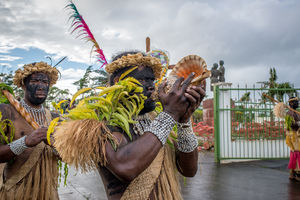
[1,0,300,97]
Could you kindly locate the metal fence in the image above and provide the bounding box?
[213,84,299,163]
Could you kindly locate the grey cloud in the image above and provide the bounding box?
[1,0,300,90]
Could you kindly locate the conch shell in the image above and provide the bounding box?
[151,55,211,101]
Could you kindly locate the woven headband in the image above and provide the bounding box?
[13,62,59,87]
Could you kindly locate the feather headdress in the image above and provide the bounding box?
[66,1,108,67]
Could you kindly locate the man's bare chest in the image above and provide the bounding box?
[7,109,34,140]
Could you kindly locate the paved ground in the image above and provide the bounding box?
[58,151,300,200]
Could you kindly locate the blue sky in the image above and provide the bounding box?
[0,47,91,71]
[1,0,300,97]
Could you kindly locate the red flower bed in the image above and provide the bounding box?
[193,119,285,151]
[231,120,285,140]
[193,122,214,151]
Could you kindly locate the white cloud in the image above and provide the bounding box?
[55,67,86,95]
[1,0,300,94]
[0,63,12,68]
[0,55,22,62]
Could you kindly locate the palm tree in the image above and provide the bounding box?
[269,68,277,88]
[267,68,278,101]
[276,82,297,102]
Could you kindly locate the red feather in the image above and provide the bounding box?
[66,2,108,67]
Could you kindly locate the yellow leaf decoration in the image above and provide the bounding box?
[51,68,146,144]
[70,87,92,107]
[56,100,68,114]
[119,66,138,80]
[47,117,60,145]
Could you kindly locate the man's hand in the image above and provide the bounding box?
[179,81,206,123]
[25,126,48,147]
[158,73,195,122]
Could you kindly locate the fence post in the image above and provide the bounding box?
[214,85,220,163]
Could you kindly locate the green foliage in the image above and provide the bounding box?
[92,69,109,87]
[276,82,297,102]
[0,111,15,145]
[262,68,298,103]
[0,67,23,99]
[45,86,70,109]
[57,160,69,187]
[72,66,93,90]
[0,83,15,104]
[234,105,255,123]
[72,66,110,102]
[48,73,146,146]
[240,92,250,101]
[192,110,203,123]
[285,115,294,131]
[73,66,109,89]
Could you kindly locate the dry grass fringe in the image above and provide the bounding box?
[0,145,59,200]
[273,102,286,118]
[154,143,183,200]
[53,119,118,172]
[121,138,183,200]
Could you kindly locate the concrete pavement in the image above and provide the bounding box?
[58,151,300,200]
[58,167,107,200]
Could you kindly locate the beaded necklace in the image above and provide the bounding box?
[20,99,49,126]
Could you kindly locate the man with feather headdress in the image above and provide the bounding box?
[0,62,61,199]
[52,2,207,198]
[53,51,206,200]
[104,51,206,199]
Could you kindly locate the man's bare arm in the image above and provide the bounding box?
[105,73,199,182]
[0,104,48,163]
[175,82,206,177]
[105,131,162,182]
[176,149,198,177]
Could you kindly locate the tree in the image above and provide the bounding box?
[262,67,297,103]
[47,86,70,102]
[72,66,109,101]
[92,69,109,87]
[269,68,277,88]
[0,66,23,99]
[276,82,297,102]
[240,92,250,102]
[72,66,93,90]
[45,86,70,109]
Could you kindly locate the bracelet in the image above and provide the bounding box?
[177,121,198,153]
[145,112,176,145]
[177,120,192,128]
[8,136,29,155]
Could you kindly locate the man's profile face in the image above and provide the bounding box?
[24,72,49,105]
[129,66,156,114]
[289,100,299,109]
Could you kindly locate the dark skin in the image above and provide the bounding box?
[98,66,205,200]
[287,100,300,132]
[287,99,300,177]
[0,72,57,179]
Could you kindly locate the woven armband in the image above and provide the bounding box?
[8,136,29,155]
[145,112,176,145]
[177,120,198,153]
